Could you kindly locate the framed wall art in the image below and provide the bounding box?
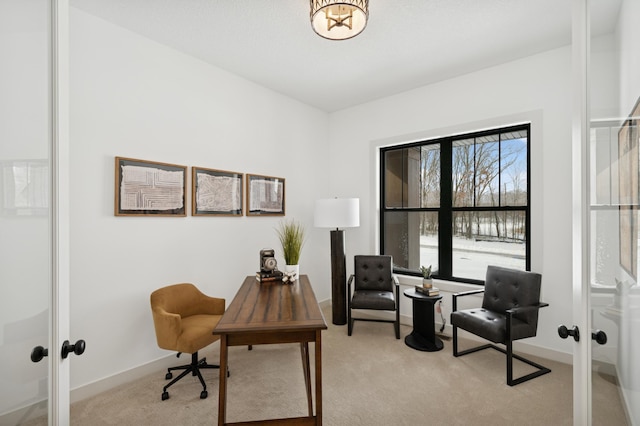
[115,157,187,216]
[246,174,285,216]
[192,167,243,216]
[618,98,640,278]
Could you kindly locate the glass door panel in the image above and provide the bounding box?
[589,0,637,423]
[0,0,51,424]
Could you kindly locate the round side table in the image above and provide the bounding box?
[403,288,444,352]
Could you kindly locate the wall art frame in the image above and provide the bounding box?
[618,97,640,278]
[192,167,243,216]
[246,173,285,216]
[115,157,187,216]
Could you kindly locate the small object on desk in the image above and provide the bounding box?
[256,270,283,282]
[415,285,439,296]
[259,249,278,273]
[282,270,297,283]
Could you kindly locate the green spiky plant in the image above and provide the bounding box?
[420,265,432,279]
[276,219,306,265]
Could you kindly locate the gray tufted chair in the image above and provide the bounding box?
[450,265,551,386]
[347,255,400,338]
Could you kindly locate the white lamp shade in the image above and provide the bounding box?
[314,198,360,229]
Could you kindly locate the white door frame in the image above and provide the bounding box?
[571,0,592,424]
[50,0,70,424]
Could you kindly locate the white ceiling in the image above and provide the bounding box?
[70,0,623,112]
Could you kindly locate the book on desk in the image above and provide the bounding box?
[256,270,284,282]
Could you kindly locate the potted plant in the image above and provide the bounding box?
[276,219,306,280]
[420,265,433,288]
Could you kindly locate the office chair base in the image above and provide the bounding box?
[161,352,229,401]
[453,340,551,386]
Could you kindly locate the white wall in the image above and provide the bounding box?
[327,46,577,357]
[69,8,331,392]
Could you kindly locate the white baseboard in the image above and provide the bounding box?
[70,354,181,403]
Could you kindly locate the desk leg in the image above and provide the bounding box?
[218,335,228,426]
[315,331,322,425]
[300,342,313,416]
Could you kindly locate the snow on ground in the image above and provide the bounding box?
[419,235,525,280]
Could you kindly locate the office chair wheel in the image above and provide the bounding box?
[200,390,208,399]
[161,391,169,401]
[165,372,172,380]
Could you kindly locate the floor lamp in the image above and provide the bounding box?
[314,198,360,325]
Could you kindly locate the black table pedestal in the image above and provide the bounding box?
[403,289,443,352]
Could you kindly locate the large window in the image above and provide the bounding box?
[380,124,530,284]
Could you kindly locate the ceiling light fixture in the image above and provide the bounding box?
[310,0,369,41]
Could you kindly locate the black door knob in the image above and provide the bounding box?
[61,339,86,359]
[558,325,580,342]
[592,330,607,345]
[31,346,48,363]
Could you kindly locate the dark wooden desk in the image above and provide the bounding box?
[213,275,327,425]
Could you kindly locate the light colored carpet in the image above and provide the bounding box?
[27,305,628,425]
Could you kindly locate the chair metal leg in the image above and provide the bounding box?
[452,337,551,386]
[507,339,514,384]
[506,348,552,386]
[395,302,400,339]
[453,325,458,355]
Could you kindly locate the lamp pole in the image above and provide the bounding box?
[314,197,360,326]
[330,229,347,325]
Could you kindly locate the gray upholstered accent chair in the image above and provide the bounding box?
[450,265,551,386]
[347,255,400,339]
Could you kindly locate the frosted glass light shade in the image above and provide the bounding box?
[314,198,360,229]
[310,0,369,41]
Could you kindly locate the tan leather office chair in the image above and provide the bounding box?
[150,283,226,400]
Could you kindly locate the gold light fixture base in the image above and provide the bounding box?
[310,0,369,40]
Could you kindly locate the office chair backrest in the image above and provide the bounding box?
[151,283,207,319]
[353,255,394,292]
[482,265,542,328]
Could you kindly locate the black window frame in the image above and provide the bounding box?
[380,123,532,285]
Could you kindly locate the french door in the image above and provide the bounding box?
[0,1,70,424]
[569,0,636,424]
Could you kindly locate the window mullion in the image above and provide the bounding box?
[439,140,452,278]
